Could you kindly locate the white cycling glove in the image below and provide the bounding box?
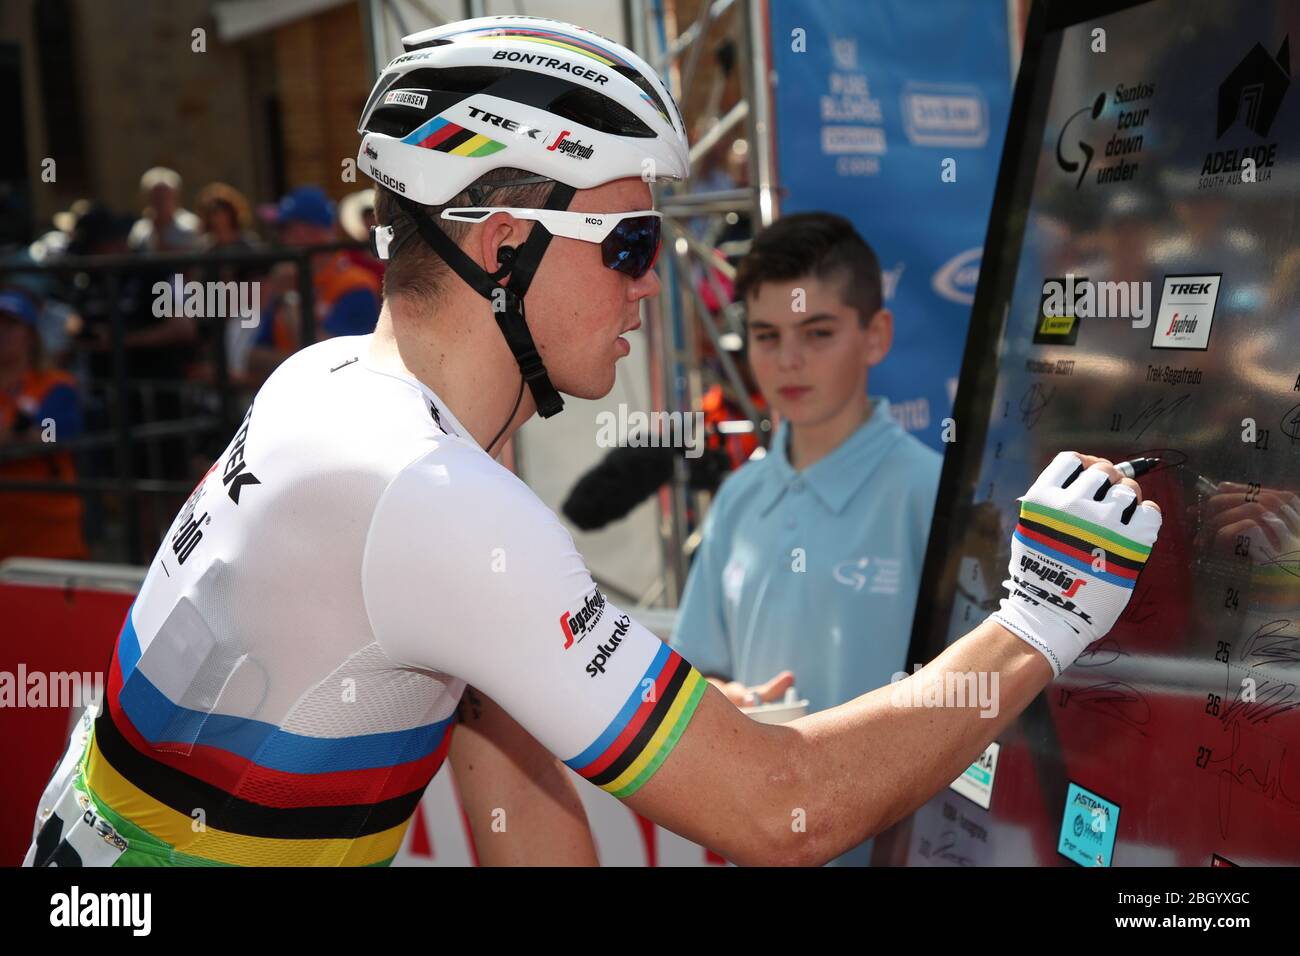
[991,451,1162,676]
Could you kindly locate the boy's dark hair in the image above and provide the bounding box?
[734,212,883,325]
[373,168,554,305]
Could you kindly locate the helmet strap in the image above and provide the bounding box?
[393,183,576,423]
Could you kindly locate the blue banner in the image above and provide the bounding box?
[768,0,1013,450]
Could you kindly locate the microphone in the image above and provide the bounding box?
[561,441,735,531]
[562,444,677,531]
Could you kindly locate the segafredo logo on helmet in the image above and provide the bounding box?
[364,143,379,160]
[491,49,609,85]
[465,105,544,140]
[560,588,607,649]
[383,89,430,110]
[547,130,595,159]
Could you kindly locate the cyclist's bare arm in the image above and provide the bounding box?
[625,451,1160,864]
[448,687,598,866]
[367,448,1156,867]
[624,617,1046,865]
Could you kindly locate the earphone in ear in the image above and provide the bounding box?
[496,245,517,268]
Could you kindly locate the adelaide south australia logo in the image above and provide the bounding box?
[1201,36,1290,189]
[1055,82,1152,189]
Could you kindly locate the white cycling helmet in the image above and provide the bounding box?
[357,15,690,205]
[355,16,690,430]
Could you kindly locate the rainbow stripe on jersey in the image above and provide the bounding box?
[81,609,454,866]
[565,644,705,798]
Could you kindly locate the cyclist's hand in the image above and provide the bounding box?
[991,451,1162,676]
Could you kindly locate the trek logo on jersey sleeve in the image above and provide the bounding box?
[222,402,262,504]
[560,588,607,648]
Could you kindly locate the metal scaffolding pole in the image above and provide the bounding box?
[627,0,778,603]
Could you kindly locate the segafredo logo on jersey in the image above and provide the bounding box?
[560,587,607,648]
[586,614,632,677]
[1019,555,1087,599]
[383,88,430,110]
[547,130,595,159]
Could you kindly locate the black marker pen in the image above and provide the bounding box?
[1114,457,1160,479]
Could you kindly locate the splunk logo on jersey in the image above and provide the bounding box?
[1019,555,1087,598]
[222,401,262,504]
[586,615,632,677]
[560,587,607,648]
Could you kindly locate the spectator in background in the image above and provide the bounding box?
[0,288,87,561]
[669,213,942,866]
[72,204,197,487]
[128,167,203,254]
[194,182,263,382]
[72,204,199,383]
[247,186,380,381]
[197,182,258,254]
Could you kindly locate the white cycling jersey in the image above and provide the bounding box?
[26,335,704,867]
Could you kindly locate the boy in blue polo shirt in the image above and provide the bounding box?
[670,213,942,865]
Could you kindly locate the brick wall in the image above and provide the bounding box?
[272,3,370,200]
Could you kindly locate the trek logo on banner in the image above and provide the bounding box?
[1151,274,1221,351]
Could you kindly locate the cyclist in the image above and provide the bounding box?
[25,16,1161,867]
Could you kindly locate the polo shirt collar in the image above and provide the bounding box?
[756,397,903,516]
